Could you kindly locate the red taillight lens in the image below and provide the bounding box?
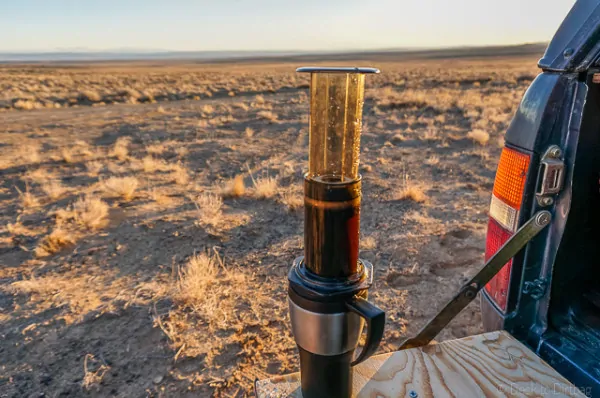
[485,147,531,312]
[484,218,513,311]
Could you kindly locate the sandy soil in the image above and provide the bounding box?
[0,54,539,397]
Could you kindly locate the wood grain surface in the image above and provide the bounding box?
[255,331,588,397]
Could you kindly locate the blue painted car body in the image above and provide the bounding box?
[481,2,600,396]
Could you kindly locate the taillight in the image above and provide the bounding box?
[485,147,531,312]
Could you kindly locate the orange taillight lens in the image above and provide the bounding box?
[493,148,530,209]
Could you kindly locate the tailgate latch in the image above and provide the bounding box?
[537,146,565,206]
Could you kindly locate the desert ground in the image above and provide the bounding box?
[0,51,540,397]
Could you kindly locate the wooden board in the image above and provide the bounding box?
[255,331,587,397]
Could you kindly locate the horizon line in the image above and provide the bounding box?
[0,42,548,55]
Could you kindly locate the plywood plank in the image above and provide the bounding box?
[255,331,587,397]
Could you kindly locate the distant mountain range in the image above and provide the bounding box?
[0,43,547,63]
[0,50,309,62]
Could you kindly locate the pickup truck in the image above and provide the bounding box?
[480,1,600,396]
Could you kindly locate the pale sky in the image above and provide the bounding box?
[2,0,576,52]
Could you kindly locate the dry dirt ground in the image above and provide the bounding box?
[0,54,539,397]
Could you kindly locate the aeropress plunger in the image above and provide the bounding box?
[287,67,386,398]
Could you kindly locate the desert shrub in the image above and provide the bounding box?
[169,163,190,185]
[396,186,427,203]
[193,193,223,226]
[61,147,75,163]
[110,137,131,161]
[279,189,303,211]
[16,186,39,208]
[86,161,104,175]
[55,196,109,230]
[257,111,278,122]
[467,129,490,145]
[79,90,102,102]
[72,196,109,230]
[18,144,41,164]
[41,180,67,200]
[13,99,36,110]
[221,175,245,198]
[252,176,278,199]
[360,236,377,250]
[103,177,139,201]
[142,156,166,173]
[425,156,440,165]
[35,228,76,257]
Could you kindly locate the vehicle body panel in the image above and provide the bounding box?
[539,0,600,72]
[481,1,600,395]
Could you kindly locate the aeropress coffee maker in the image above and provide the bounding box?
[287,67,386,398]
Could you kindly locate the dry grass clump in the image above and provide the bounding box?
[61,147,75,163]
[55,196,109,230]
[86,161,104,176]
[6,221,28,236]
[13,99,36,110]
[82,354,110,390]
[24,169,52,185]
[169,163,190,185]
[425,155,440,165]
[421,129,439,142]
[221,175,246,198]
[279,189,303,211]
[72,196,110,230]
[142,155,166,173]
[196,120,209,130]
[234,102,249,111]
[471,148,490,161]
[156,250,280,382]
[103,177,139,201]
[497,135,505,147]
[36,195,108,256]
[396,186,427,203]
[467,129,490,145]
[375,88,431,110]
[192,193,223,226]
[110,137,131,161]
[7,275,55,295]
[391,133,405,144]
[148,188,173,205]
[146,143,167,155]
[18,144,41,164]
[174,146,188,158]
[41,180,67,200]
[360,236,377,250]
[201,104,214,114]
[252,176,278,199]
[74,141,98,159]
[35,227,76,257]
[79,90,102,103]
[16,186,39,208]
[175,252,247,329]
[257,110,278,122]
[394,169,428,203]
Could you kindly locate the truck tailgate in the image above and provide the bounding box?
[255,331,587,397]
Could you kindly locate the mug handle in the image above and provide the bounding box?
[346,296,386,366]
